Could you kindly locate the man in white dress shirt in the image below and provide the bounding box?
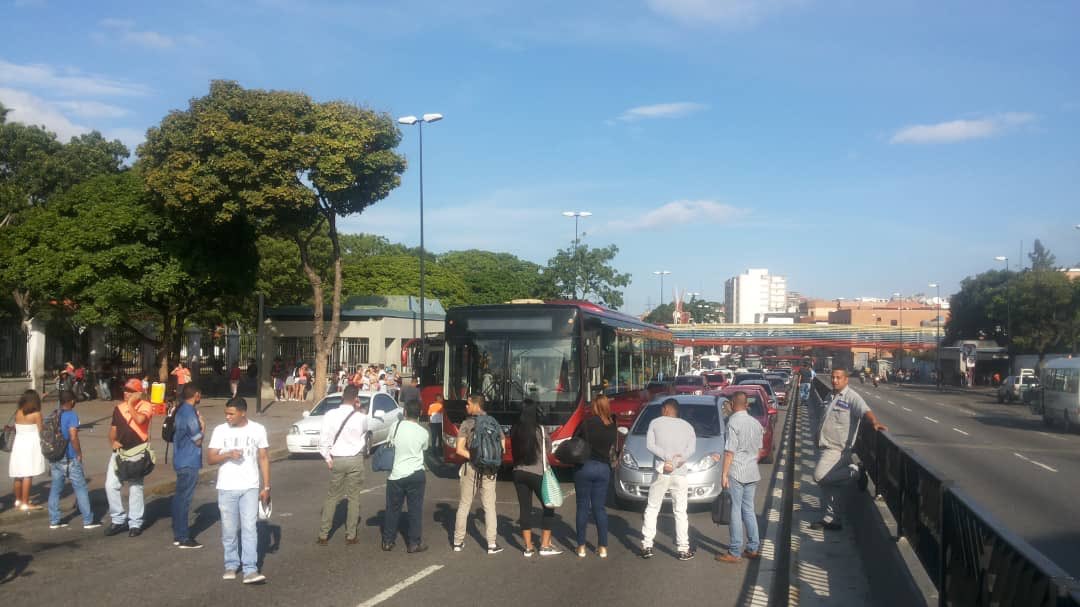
[316,384,369,545]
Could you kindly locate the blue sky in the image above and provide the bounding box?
[3,0,1079,315]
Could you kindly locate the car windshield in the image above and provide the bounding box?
[703,373,725,383]
[310,395,370,416]
[768,378,786,390]
[674,376,703,386]
[735,373,764,383]
[631,403,722,437]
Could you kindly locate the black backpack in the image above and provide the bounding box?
[40,408,69,462]
[161,401,179,443]
[469,414,504,476]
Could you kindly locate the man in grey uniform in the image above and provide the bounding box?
[811,369,887,531]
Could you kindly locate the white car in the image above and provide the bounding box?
[286,391,403,455]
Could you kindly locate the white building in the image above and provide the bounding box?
[724,269,787,324]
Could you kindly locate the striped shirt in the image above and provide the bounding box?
[725,410,764,484]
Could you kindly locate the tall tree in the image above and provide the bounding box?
[945,270,1011,343]
[342,254,469,308]
[140,81,405,401]
[541,243,631,309]
[1028,238,1057,271]
[438,249,545,305]
[1010,268,1072,368]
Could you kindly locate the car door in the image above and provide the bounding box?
[369,393,402,446]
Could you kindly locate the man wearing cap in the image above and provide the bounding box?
[105,378,155,537]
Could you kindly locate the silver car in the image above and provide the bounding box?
[613,395,727,507]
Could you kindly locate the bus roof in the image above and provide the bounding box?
[448,300,672,336]
[1043,357,1080,370]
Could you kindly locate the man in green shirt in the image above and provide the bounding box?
[381,402,430,553]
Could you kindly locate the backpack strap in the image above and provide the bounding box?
[389,419,402,446]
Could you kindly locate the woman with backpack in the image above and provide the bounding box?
[8,390,46,511]
[510,401,561,557]
[573,394,618,558]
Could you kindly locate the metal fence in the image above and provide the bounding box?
[271,336,370,374]
[838,377,1080,606]
[0,321,27,377]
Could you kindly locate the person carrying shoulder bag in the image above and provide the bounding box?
[573,394,618,558]
[105,378,156,538]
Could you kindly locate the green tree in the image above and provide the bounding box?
[0,172,254,380]
[945,270,1010,343]
[643,303,676,325]
[1010,269,1073,367]
[342,254,469,308]
[438,249,545,305]
[140,81,406,401]
[1028,239,1057,271]
[540,243,631,309]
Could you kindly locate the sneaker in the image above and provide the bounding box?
[407,543,429,554]
[539,545,563,556]
[173,540,181,546]
[523,547,536,558]
[104,523,128,537]
[83,523,102,530]
[49,523,69,529]
[597,547,608,559]
[576,546,586,558]
[128,527,143,537]
[716,553,741,564]
[381,542,395,551]
[640,547,654,559]
[222,570,237,581]
[677,550,696,561]
[177,539,203,549]
[452,543,464,552]
[487,544,504,555]
[242,572,266,585]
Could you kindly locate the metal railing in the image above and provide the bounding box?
[808,374,1080,607]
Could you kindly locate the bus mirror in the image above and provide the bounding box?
[586,344,601,369]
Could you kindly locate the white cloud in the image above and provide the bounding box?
[99,18,178,50]
[646,0,799,27]
[606,199,748,231]
[0,58,148,96]
[54,99,129,118]
[0,87,89,141]
[617,102,708,122]
[889,112,1035,144]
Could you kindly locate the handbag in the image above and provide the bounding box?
[0,413,15,453]
[554,437,588,465]
[540,430,564,508]
[371,420,401,472]
[114,442,156,482]
[712,488,733,525]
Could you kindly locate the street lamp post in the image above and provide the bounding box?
[995,255,1011,373]
[653,271,671,310]
[929,282,941,387]
[562,211,592,299]
[397,113,443,371]
[893,292,903,372]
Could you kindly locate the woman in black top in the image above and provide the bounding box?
[510,402,560,557]
[573,394,618,558]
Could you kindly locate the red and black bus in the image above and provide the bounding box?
[402,334,444,408]
[439,301,675,465]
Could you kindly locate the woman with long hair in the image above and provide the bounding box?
[510,401,561,557]
[8,390,46,511]
[573,394,618,558]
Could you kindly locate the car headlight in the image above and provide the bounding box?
[687,454,719,473]
[620,451,639,470]
[289,425,300,435]
[694,390,703,395]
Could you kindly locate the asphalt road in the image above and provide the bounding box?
[848,383,1080,578]
[0,412,786,607]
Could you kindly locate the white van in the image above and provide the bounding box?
[1040,358,1080,432]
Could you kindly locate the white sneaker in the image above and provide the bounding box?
[242,572,266,584]
[539,546,563,556]
[222,571,237,581]
[83,523,102,530]
[49,523,69,529]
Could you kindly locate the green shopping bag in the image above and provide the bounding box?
[540,431,563,508]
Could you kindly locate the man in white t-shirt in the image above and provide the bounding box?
[207,397,270,585]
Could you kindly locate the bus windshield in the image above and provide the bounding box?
[447,334,580,415]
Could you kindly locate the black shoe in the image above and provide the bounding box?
[407,543,429,554]
[809,520,843,531]
[677,550,696,561]
[105,523,128,537]
[640,547,654,559]
[381,542,395,551]
[128,527,143,537]
[177,539,203,549]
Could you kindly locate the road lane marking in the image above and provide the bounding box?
[902,407,912,412]
[1014,452,1058,473]
[952,428,969,436]
[1036,431,1065,441]
[924,416,939,424]
[357,565,445,607]
[887,400,896,405]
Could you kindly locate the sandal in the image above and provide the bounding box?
[597,547,608,559]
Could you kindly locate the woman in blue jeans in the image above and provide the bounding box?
[574,394,618,558]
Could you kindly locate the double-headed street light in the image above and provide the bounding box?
[929,282,941,386]
[562,211,592,299]
[893,292,903,371]
[653,271,672,310]
[397,113,443,363]
[995,255,1011,372]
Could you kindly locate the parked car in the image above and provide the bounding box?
[736,378,779,409]
[997,374,1039,403]
[717,385,777,463]
[286,391,402,455]
[733,372,765,385]
[613,395,727,507]
[673,374,708,395]
[765,375,788,405]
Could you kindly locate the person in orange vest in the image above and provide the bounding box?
[427,394,444,456]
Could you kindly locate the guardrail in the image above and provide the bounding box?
[805,376,1080,606]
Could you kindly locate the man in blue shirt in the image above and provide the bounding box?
[47,390,98,530]
[172,383,205,549]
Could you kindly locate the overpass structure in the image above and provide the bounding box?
[668,323,941,350]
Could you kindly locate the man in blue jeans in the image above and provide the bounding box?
[48,390,99,530]
[207,398,270,584]
[172,383,205,549]
[716,391,764,564]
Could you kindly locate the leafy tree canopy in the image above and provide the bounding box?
[541,243,631,309]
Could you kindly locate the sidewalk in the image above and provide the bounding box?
[0,396,308,525]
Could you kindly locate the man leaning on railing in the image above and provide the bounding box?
[810,368,887,532]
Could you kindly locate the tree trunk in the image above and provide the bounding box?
[297,231,331,403]
[156,313,173,383]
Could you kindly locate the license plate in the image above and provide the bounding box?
[641,473,655,483]
[307,438,320,447]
